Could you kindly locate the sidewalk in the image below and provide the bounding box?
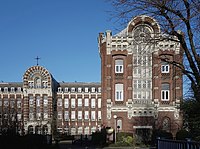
[56,140,152,149]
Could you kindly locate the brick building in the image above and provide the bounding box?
[0,15,182,139]
[98,15,183,138]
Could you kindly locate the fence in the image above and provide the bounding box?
[157,138,200,149]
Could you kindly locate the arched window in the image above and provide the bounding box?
[162,117,170,131]
[117,119,122,131]
[35,77,41,88]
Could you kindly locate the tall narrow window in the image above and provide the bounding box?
[84,111,89,120]
[115,59,123,73]
[98,98,101,108]
[71,111,76,120]
[115,84,123,101]
[71,98,75,108]
[117,119,122,130]
[29,96,34,107]
[36,96,40,107]
[91,98,95,108]
[64,111,69,121]
[43,96,48,107]
[84,98,89,107]
[161,83,170,101]
[78,98,82,107]
[35,77,41,88]
[57,98,62,107]
[78,111,82,120]
[64,98,69,108]
[98,111,101,120]
[91,111,95,121]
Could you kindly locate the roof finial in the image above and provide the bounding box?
[35,56,41,66]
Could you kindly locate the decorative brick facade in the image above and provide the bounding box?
[98,15,183,138]
[0,15,182,140]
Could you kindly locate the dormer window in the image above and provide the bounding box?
[17,87,21,92]
[64,87,69,92]
[78,87,82,93]
[71,87,75,92]
[115,59,123,73]
[85,87,89,93]
[98,87,101,93]
[4,87,8,93]
[58,87,62,92]
[11,87,15,93]
[91,87,96,93]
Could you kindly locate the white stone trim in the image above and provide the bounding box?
[133,126,152,129]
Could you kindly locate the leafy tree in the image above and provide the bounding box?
[181,98,200,140]
[107,0,200,102]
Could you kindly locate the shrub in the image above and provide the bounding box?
[111,132,135,147]
[176,130,192,140]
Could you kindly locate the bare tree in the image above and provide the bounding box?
[106,0,200,101]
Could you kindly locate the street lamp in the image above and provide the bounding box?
[113,115,117,143]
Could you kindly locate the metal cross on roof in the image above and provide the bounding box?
[35,56,41,66]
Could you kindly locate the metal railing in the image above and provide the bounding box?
[157,138,200,149]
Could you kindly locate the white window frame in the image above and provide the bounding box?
[98,87,101,93]
[57,98,62,107]
[64,87,68,92]
[161,64,170,73]
[43,96,48,106]
[71,87,75,92]
[78,87,82,93]
[64,111,69,121]
[161,90,170,101]
[64,98,69,108]
[29,96,34,107]
[91,98,95,108]
[117,119,122,130]
[71,98,75,108]
[91,111,95,121]
[58,87,62,92]
[11,87,15,93]
[36,96,40,107]
[84,98,89,107]
[84,127,90,135]
[78,127,83,135]
[78,98,82,107]
[78,111,82,120]
[85,87,89,92]
[115,84,124,101]
[98,111,101,120]
[84,111,89,120]
[91,87,96,92]
[98,98,101,108]
[115,59,123,73]
[71,111,76,120]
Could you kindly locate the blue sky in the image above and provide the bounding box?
[0,0,116,83]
